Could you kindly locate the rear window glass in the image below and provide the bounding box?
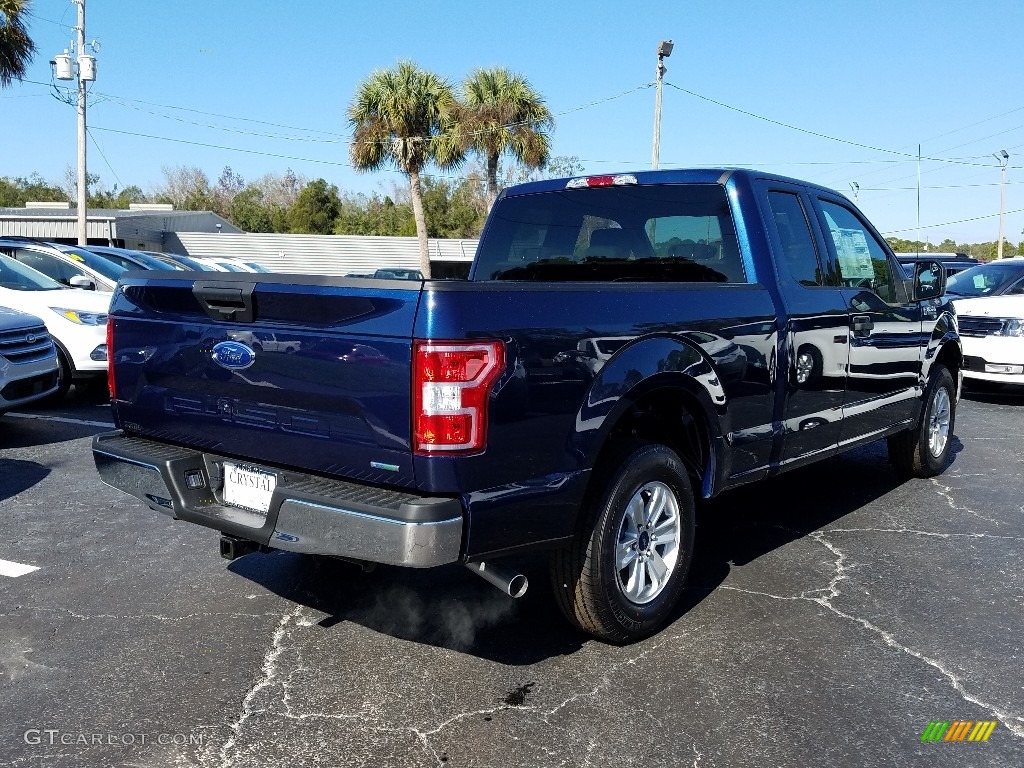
[474,184,745,283]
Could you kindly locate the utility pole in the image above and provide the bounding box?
[75,0,87,246]
[52,0,96,245]
[994,150,1009,259]
[849,182,860,202]
[651,40,673,170]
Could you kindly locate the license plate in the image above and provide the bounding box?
[223,462,278,514]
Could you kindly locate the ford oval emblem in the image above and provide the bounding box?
[212,340,256,370]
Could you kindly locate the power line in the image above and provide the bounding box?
[666,82,1009,169]
[89,125,463,183]
[103,97,346,144]
[87,128,124,188]
[26,10,75,30]
[882,207,1024,235]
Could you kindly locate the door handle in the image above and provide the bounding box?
[852,315,874,337]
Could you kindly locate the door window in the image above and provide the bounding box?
[12,249,85,286]
[817,201,900,304]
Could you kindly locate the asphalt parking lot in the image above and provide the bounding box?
[1,387,1022,768]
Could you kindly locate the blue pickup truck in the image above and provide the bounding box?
[93,169,961,642]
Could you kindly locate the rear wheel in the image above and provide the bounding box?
[551,441,695,642]
[887,364,956,478]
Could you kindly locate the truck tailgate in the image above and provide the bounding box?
[109,273,422,488]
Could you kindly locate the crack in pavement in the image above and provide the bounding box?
[825,526,1024,541]
[930,478,1001,524]
[2,605,284,622]
[184,603,701,768]
[720,529,1024,739]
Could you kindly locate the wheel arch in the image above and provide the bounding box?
[570,333,730,506]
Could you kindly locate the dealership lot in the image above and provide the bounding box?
[1,390,1022,768]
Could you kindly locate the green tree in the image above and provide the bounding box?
[229,185,275,232]
[349,60,462,278]
[335,192,416,237]
[89,183,145,209]
[0,0,36,87]
[457,67,553,209]
[286,178,341,234]
[0,173,68,206]
[420,176,487,238]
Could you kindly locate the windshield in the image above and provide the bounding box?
[60,247,129,281]
[946,262,1024,296]
[0,253,66,291]
[88,247,182,271]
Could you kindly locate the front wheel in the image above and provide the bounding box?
[887,364,956,478]
[551,442,696,642]
[43,349,73,404]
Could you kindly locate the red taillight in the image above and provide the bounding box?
[413,340,504,455]
[106,317,116,400]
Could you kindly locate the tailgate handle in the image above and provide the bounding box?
[193,282,257,323]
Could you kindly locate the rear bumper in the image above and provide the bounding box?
[92,431,464,567]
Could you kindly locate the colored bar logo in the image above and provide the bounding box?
[921,721,997,742]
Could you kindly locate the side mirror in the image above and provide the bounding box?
[913,260,946,301]
[69,275,96,291]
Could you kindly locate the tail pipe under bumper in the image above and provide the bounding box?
[465,561,529,598]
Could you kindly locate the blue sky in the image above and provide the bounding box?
[3,0,1023,245]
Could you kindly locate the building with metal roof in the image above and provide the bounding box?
[171,232,477,279]
[0,202,478,278]
[0,202,240,250]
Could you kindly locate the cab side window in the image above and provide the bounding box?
[767,191,824,287]
[817,200,900,304]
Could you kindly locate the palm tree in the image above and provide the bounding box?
[0,0,36,88]
[458,68,553,210]
[349,60,462,278]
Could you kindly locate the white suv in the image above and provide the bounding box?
[0,307,60,413]
[0,254,110,397]
[953,294,1024,388]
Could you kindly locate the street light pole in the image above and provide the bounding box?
[651,39,673,170]
[994,150,1009,259]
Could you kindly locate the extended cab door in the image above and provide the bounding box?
[760,186,849,467]
[810,195,923,444]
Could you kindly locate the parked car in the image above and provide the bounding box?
[952,293,1024,388]
[193,257,260,273]
[0,253,109,397]
[93,168,960,643]
[0,237,125,292]
[143,252,215,271]
[84,245,185,272]
[945,258,1024,299]
[0,306,60,413]
[373,267,424,280]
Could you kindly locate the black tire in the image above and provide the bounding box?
[44,349,73,404]
[550,441,696,642]
[887,364,956,478]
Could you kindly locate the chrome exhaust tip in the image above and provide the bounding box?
[466,561,528,598]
